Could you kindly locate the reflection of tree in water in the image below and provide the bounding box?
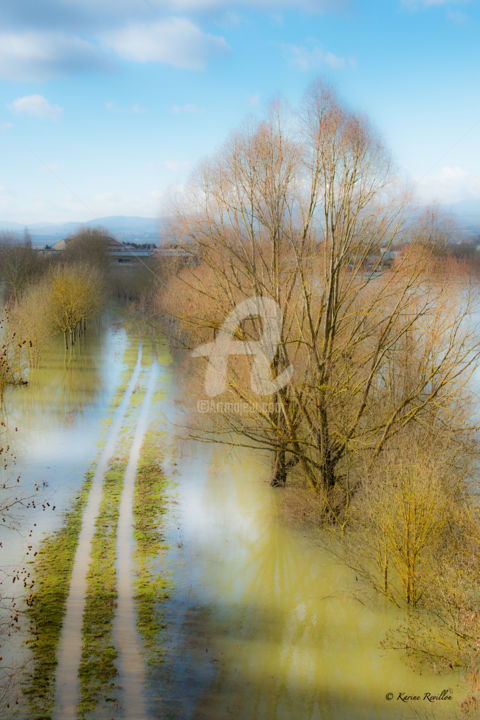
[190,466,326,720]
[155,450,453,720]
[156,454,333,720]
[11,324,105,423]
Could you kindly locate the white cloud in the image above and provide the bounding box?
[104,17,228,70]
[171,103,205,114]
[324,51,346,69]
[0,2,349,81]
[415,165,480,204]
[0,0,349,80]
[285,43,352,72]
[0,31,108,81]
[8,94,63,121]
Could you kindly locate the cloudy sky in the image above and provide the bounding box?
[0,0,479,223]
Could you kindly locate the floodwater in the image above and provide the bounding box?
[154,447,461,720]
[0,314,464,719]
[0,316,129,696]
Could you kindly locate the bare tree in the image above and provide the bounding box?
[0,311,29,402]
[48,263,105,350]
[0,234,39,303]
[158,79,480,520]
[63,227,112,273]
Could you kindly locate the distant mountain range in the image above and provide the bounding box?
[0,216,170,246]
[1,203,479,247]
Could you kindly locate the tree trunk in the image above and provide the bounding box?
[271,447,287,487]
[383,551,389,595]
[321,455,337,488]
[318,403,338,488]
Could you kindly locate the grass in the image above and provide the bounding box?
[77,367,150,717]
[109,336,141,411]
[23,472,94,720]
[77,459,126,719]
[133,430,171,669]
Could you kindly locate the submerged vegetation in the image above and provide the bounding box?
[133,430,171,669]
[78,460,125,719]
[24,472,93,719]
[19,331,172,719]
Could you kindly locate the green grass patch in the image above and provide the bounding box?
[23,472,94,720]
[133,431,171,669]
[77,459,125,719]
[109,335,141,411]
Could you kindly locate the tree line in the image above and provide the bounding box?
[0,228,110,400]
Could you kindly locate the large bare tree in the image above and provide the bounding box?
[159,80,479,518]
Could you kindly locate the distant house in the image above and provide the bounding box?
[50,235,157,263]
[154,245,198,265]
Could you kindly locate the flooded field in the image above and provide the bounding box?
[0,313,464,719]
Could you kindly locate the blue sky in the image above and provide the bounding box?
[0,0,479,224]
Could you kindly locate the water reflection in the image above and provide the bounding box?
[9,323,107,424]
[156,446,460,720]
[0,319,129,562]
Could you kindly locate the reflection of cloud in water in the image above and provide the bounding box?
[20,422,96,465]
[0,322,129,566]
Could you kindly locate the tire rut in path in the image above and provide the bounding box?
[114,360,160,720]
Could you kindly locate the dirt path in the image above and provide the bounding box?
[53,345,143,720]
[114,360,160,720]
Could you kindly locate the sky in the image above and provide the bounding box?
[0,0,479,224]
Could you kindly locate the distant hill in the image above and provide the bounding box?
[0,216,172,246]
[444,200,480,236]
[2,204,479,247]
